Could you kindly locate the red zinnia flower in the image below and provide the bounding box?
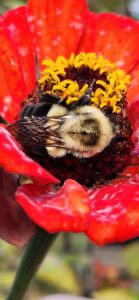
[1,0,139,247]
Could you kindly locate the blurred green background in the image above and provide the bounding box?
[1,0,139,299]
[0,0,139,18]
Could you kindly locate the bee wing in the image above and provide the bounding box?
[7,116,69,149]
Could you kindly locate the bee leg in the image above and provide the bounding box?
[0,115,8,124]
[18,175,33,186]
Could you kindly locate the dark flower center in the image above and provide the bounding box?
[8,52,133,186]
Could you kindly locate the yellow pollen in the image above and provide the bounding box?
[39,52,131,113]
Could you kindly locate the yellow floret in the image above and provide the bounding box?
[39,52,131,113]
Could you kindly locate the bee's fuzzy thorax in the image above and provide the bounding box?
[60,106,114,158]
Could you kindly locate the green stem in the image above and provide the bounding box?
[7,228,57,300]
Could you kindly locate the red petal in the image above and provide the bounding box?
[0,16,28,122]
[27,0,87,65]
[16,179,90,233]
[119,165,139,178]
[0,168,36,246]
[127,97,139,127]
[0,125,59,184]
[127,97,139,154]
[78,11,97,53]
[3,6,36,95]
[80,12,139,73]
[86,183,139,246]
[109,165,139,185]
[131,154,139,165]
[131,121,139,155]
[127,64,139,103]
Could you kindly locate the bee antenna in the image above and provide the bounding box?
[83,79,96,100]
[69,80,96,110]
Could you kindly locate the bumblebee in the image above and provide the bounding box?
[8,83,115,159]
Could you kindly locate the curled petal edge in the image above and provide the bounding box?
[16,177,139,246]
[0,125,59,184]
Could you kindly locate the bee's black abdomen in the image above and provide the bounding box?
[20,104,36,118]
[40,92,61,104]
[20,102,52,118]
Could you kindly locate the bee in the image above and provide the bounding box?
[7,83,115,159]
